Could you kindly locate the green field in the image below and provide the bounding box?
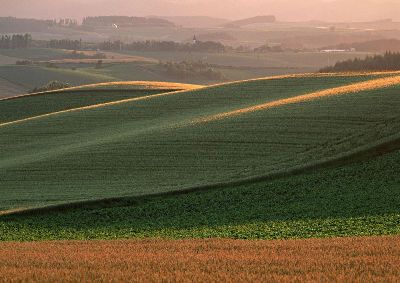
[0,78,24,98]
[120,50,370,69]
[1,141,399,241]
[0,48,373,95]
[0,65,116,90]
[0,48,69,62]
[1,72,400,212]
[0,81,199,123]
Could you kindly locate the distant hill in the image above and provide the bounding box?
[0,17,53,33]
[82,16,174,28]
[158,16,229,28]
[223,15,276,28]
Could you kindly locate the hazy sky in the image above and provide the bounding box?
[1,0,400,22]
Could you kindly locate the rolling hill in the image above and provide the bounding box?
[1,72,400,213]
[0,81,201,123]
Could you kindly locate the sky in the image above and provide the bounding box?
[1,0,400,22]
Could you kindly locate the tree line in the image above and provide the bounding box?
[320,52,400,72]
[47,39,82,50]
[99,40,227,53]
[0,34,32,49]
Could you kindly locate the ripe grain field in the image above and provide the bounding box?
[0,236,399,283]
[1,73,400,211]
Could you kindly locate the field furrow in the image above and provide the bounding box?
[1,73,400,211]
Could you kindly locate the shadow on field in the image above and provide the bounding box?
[1,142,400,240]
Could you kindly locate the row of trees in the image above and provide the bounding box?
[160,61,225,80]
[99,40,226,53]
[0,34,32,49]
[320,52,400,72]
[47,39,82,50]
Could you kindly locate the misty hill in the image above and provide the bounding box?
[224,16,276,28]
[158,16,229,28]
[3,0,400,22]
[0,17,53,33]
[82,16,174,28]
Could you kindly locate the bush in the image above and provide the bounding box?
[31,81,70,93]
[95,60,103,69]
[15,60,32,65]
[160,61,225,80]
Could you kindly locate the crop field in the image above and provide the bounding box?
[0,48,69,62]
[0,81,201,123]
[0,237,399,282]
[0,65,116,90]
[0,78,24,98]
[120,50,371,69]
[0,54,19,66]
[1,72,400,212]
[1,136,400,240]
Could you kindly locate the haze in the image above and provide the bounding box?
[1,0,400,22]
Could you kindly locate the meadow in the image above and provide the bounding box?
[0,237,399,282]
[1,72,400,212]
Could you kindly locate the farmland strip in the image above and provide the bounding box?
[195,75,400,124]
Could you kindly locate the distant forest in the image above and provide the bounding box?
[320,52,400,72]
[100,40,226,53]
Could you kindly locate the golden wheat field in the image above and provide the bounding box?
[0,236,399,283]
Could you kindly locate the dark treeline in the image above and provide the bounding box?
[160,61,225,81]
[320,52,400,72]
[47,39,82,50]
[82,16,174,27]
[0,34,32,49]
[100,40,227,53]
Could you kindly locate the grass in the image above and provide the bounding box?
[0,78,24,98]
[0,65,116,90]
[0,54,19,66]
[0,48,68,61]
[2,73,399,210]
[0,237,399,282]
[1,142,399,240]
[0,81,200,123]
